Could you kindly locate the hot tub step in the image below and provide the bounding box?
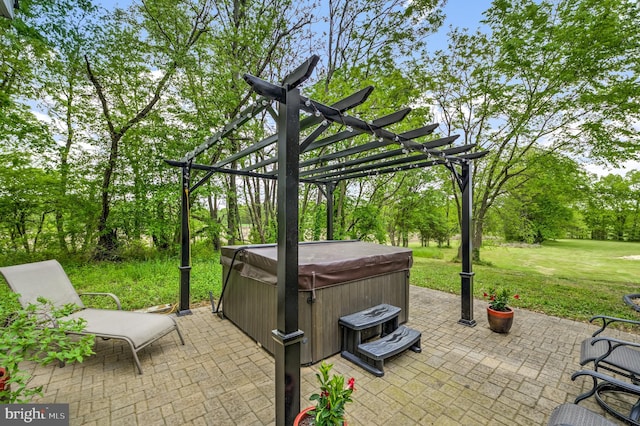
[339,303,400,331]
[356,325,421,376]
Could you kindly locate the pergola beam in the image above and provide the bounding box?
[221,86,375,171]
[300,137,465,180]
[245,73,467,163]
[241,108,411,173]
[316,151,489,184]
[182,99,269,162]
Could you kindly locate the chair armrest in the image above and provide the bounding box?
[572,369,640,396]
[589,315,640,337]
[79,292,122,310]
[591,336,640,349]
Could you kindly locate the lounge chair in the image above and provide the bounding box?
[0,260,185,374]
[580,315,640,383]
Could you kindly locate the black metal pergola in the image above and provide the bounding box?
[166,55,488,425]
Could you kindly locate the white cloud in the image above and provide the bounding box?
[31,110,52,124]
[585,160,640,177]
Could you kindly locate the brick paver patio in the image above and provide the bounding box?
[26,286,635,425]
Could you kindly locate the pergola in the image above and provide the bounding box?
[166,55,488,425]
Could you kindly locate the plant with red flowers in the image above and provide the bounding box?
[308,361,355,425]
[484,287,520,312]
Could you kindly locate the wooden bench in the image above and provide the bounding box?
[339,304,421,376]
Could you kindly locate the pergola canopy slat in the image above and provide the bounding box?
[241,108,413,173]
[296,134,461,179]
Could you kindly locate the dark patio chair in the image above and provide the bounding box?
[0,259,185,374]
[571,369,640,425]
[548,403,617,426]
[580,315,640,383]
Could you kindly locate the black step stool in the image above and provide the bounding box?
[339,303,421,376]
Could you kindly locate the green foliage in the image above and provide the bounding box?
[309,361,355,426]
[583,172,640,241]
[421,0,640,258]
[1,0,638,263]
[0,153,60,254]
[496,152,587,243]
[57,246,222,311]
[0,292,95,403]
[483,287,519,312]
[348,204,386,243]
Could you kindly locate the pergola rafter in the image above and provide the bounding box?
[165,55,488,426]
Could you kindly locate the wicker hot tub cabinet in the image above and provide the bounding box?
[220,240,413,365]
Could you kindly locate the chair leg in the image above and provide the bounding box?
[630,398,640,421]
[132,350,143,375]
[175,326,185,345]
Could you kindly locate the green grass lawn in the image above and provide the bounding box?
[480,239,640,283]
[410,239,640,325]
[2,239,639,327]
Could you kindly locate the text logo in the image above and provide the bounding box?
[1,404,69,425]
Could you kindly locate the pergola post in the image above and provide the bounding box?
[272,85,304,425]
[458,161,476,326]
[178,164,192,316]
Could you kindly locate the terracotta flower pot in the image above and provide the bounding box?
[487,306,514,333]
[0,367,8,391]
[294,406,347,425]
[0,366,9,402]
[294,407,315,426]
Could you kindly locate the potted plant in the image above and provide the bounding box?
[484,287,520,333]
[295,361,355,426]
[0,291,95,403]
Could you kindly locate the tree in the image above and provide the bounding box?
[33,0,101,254]
[496,152,586,243]
[628,171,640,241]
[0,154,58,254]
[382,170,448,247]
[175,0,313,245]
[584,174,634,241]
[421,0,640,259]
[294,0,446,242]
[318,0,445,90]
[84,0,214,258]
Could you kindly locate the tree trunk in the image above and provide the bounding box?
[227,171,238,245]
[208,193,221,251]
[472,216,483,262]
[95,132,121,260]
[55,80,76,255]
[85,50,181,259]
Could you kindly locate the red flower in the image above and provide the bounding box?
[347,377,355,391]
[514,294,520,300]
[321,391,329,398]
[483,292,488,298]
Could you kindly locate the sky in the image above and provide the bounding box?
[429,0,490,50]
[98,0,493,51]
[92,0,637,176]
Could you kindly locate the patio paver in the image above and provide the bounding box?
[27,286,636,425]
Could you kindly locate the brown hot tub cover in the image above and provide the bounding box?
[220,240,412,291]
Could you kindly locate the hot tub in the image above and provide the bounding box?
[220,240,412,365]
